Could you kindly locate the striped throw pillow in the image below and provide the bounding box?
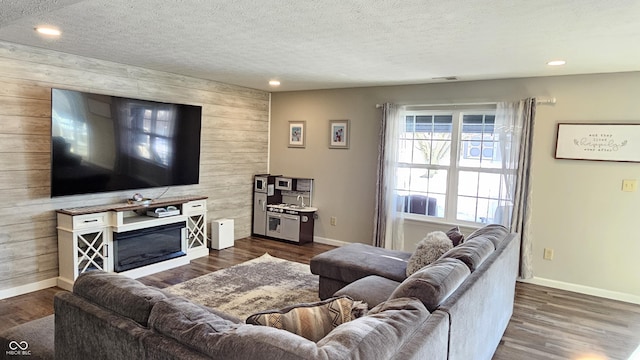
[246,296,364,342]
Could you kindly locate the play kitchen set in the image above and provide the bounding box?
[252,174,317,244]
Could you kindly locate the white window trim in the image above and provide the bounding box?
[401,107,499,227]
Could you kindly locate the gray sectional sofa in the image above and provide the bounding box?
[310,224,521,360]
[53,271,451,359]
[4,224,517,359]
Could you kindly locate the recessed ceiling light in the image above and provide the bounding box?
[269,80,280,86]
[547,60,566,66]
[35,27,61,36]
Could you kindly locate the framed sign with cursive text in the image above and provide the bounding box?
[555,123,640,162]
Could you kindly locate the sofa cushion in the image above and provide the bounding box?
[73,271,166,326]
[334,275,400,308]
[149,296,317,360]
[446,226,465,246]
[440,237,495,272]
[367,296,430,316]
[310,243,412,283]
[152,294,437,360]
[156,287,243,324]
[406,231,453,276]
[466,224,509,247]
[246,296,365,342]
[390,258,470,312]
[149,297,243,349]
[318,297,438,360]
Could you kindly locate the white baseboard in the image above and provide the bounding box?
[313,236,350,247]
[0,278,58,300]
[520,277,640,305]
[57,277,74,291]
[188,247,210,260]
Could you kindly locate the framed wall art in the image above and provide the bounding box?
[288,121,306,148]
[555,123,640,162]
[329,120,350,149]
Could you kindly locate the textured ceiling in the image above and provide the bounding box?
[1,0,639,92]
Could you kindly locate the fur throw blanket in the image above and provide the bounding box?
[406,231,453,276]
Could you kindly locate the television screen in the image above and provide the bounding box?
[51,88,202,197]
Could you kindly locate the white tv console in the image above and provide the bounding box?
[56,195,208,291]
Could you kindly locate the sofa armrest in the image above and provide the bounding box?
[438,233,520,360]
[317,298,449,360]
[72,270,167,326]
[54,291,149,360]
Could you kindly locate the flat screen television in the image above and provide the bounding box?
[50,88,202,197]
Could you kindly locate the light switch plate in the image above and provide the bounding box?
[622,179,638,192]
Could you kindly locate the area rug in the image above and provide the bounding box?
[164,253,320,320]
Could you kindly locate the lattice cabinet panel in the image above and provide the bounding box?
[76,230,108,273]
[182,199,209,259]
[187,213,206,249]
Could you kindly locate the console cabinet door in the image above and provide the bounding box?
[74,228,112,274]
[183,200,209,259]
[57,212,113,291]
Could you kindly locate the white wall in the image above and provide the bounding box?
[270,72,640,303]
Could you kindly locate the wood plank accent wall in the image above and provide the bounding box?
[0,41,270,293]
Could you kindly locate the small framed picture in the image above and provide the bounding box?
[329,120,350,149]
[288,121,306,148]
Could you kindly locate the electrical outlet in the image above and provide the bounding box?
[330,216,337,226]
[543,248,554,260]
[622,179,638,192]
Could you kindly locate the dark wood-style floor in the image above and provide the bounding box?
[1,237,639,359]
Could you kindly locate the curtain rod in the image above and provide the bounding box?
[536,98,557,104]
[375,97,556,108]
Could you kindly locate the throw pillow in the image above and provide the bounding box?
[406,231,453,276]
[246,296,367,342]
[446,226,465,246]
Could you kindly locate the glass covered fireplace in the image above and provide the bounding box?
[112,221,187,272]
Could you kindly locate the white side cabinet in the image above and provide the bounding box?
[211,218,234,249]
[57,212,113,291]
[183,199,209,259]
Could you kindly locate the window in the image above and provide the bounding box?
[397,108,514,225]
[51,90,89,158]
[121,103,176,167]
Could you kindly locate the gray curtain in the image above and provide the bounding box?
[496,98,536,279]
[372,103,404,249]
